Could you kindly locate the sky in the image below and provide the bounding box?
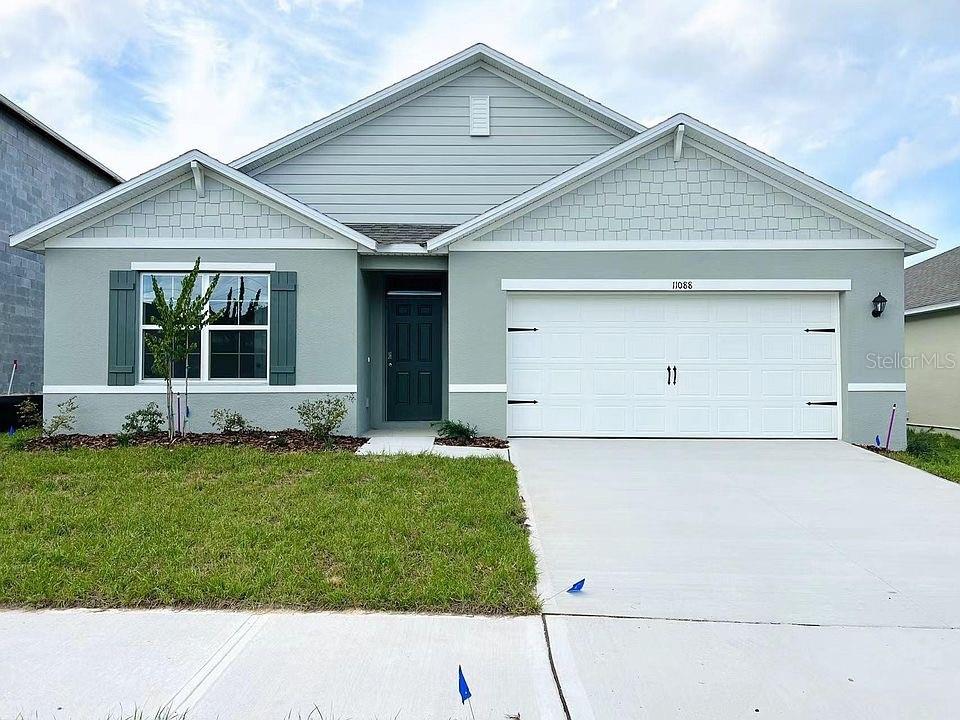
[1,0,958,263]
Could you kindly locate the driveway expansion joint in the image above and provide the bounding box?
[541,611,960,631]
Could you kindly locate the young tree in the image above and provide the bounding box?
[145,257,222,441]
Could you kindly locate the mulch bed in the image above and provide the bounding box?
[23,430,367,453]
[434,436,509,449]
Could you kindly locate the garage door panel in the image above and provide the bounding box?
[507,292,839,438]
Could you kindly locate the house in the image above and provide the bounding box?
[904,247,960,437]
[10,45,936,448]
[1,93,121,395]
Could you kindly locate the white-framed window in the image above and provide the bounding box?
[139,272,270,383]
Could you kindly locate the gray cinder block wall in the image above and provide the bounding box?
[0,102,117,394]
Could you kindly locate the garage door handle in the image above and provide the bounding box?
[667,365,672,385]
[672,366,677,385]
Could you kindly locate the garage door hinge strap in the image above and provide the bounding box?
[508,399,539,404]
[806,401,838,406]
[804,328,836,333]
[507,327,539,332]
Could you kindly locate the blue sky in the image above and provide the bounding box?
[1,0,958,262]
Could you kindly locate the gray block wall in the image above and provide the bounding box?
[0,103,116,394]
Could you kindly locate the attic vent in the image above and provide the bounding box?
[469,95,490,136]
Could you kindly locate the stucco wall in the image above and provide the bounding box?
[905,309,960,433]
[448,249,907,447]
[43,247,360,434]
[0,104,116,393]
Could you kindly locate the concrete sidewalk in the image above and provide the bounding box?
[0,609,563,720]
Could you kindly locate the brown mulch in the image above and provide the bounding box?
[23,430,367,453]
[434,436,509,449]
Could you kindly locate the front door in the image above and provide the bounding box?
[386,296,443,421]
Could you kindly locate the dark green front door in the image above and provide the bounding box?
[386,296,442,421]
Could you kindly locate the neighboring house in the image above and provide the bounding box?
[11,45,936,448]
[1,94,121,394]
[905,247,960,436]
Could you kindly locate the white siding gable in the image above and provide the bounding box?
[69,175,333,240]
[254,66,623,224]
[478,141,878,244]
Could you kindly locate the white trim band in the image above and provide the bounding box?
[46,238,354,250]
[449,384,507,393]
[44,384,357,395]
[501,279,852,292]
[847,383,906,392]
[130,262,276,271]
[458,239,903,252]
[905,300,960,316]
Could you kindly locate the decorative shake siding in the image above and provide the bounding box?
[254,66,624,224]
[483,141,877,243]
[71,177,332,240]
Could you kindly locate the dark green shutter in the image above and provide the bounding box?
[107,270,138,386]
[270,271,297,385]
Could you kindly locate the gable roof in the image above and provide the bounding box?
[9,149,376,252]
[231,43,644,174]
[426,114,938,255]
[905,246,960,315]
[1,93,123,183]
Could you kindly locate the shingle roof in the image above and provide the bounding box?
[905,246,960,310]
[346,223,457,246]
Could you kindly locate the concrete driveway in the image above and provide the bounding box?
[514,439,960,719]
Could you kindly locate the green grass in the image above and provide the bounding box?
[0,435,538,614]
[885,428,960,484]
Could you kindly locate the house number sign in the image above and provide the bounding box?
[671,281,694,290]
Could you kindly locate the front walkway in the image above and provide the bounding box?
[514,439,960,718]
[357,426,509,458]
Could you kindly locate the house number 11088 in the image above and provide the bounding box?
[672,281,694,290]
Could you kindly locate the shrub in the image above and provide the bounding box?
[121,402,164,435]
[434,419,479,441]
[210,408,256,433]
[294,395,351,444]
[43,396,78,437]
[15,398,43,429]
[906,428,943,459]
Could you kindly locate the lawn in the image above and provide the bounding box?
[0,434,539,614]
[884,428,960,484]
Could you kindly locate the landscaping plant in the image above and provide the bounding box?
[294,396,351,446]
[15,398,42,429]
[145,257,222,440]
[121,402,165,436]
[434,419,479,441]
[43,396,78,437]
[210,408,256,433]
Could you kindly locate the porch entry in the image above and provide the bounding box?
[386,293,443,421]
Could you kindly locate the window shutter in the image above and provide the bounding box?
[107,270,138,386]
[270,271,297,385]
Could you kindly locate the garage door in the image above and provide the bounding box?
[506,293,839,438]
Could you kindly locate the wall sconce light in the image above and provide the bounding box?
[872,292,887,318]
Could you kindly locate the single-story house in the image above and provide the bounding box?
[905,247,960,436]
[11,44,936,447]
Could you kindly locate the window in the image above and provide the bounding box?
[139,272,269,382]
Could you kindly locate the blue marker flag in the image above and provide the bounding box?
[567,578,586,593]
[7,426,14,436]
[458,665,472,704]
[875,435,882,447]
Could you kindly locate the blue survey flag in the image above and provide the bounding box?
[7,426,14,436]
[567,578,586,593]
[875,435,882,447]
[458,665,472,704]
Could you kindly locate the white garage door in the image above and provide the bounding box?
[506,293,839,438]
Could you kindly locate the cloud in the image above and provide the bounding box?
[854,133,960,201]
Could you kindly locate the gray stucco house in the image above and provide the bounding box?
[1,93,121,394]
[11,45,936,447]
[904,247,960,436]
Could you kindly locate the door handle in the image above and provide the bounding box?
[672,366,677,385]
[667,365,672,385]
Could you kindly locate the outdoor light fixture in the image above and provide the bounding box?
[872,292,887,318]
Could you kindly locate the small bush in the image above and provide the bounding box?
[121,402,164,435]
[15,398,43,428]
[906,428,943,459]
[43,396,78,437]
[434,419,478,441]
[294,395,351,444]
[210,407,256,433]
